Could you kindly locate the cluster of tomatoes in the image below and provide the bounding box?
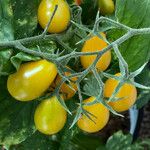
[7,0,137,135]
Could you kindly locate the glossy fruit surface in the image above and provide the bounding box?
[38,0,70,33]
[77,97,110,133]
[98,0,115,15]
[34,96,67,135]
[104,73,137,112]
[7,60,57,101]
[80,33,111,71]
[55,70,77,100]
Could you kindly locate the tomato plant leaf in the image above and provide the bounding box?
[0,78,37,148]
[11,0,40,39]
[11,131,59,150]
[105,131,149,150]
[0,0,14,75]
[34,40,57,54]
[59,122,79,150]
[83,74,102,97]
[71,132,105,150]
[108,0,150,71]
[0,0,14,41]
[0,50,13,75]
[10,52,40,70]
[135,66,150,108]
[106,131,133,150]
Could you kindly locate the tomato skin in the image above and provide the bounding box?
[34,96,67,135]
[7,60,57,101]
[55,71,77,100]
[104,73,137,112]
[98,0,115,15]
[38,0,70,33]
[80,33,111,71]
[77,97,110,133]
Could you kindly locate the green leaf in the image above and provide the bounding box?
[0,0,14,75]
[11,0,40,39]
[109,0,150,71]
[136,90,150,109]
[11,132,59,150]
[135,66,150,108]
[71,133,105,150]
[83,74,102,97]
[0,0,44,75]
[59,126,79,150]
[105,131,149,150]
[138,139,150,149]
[0,78,37,147]
[0,50,13,75]
[10,52,40,70]
[34,40,57,54]
[0,0,14,41]
[129,63,148,78]
[106,131,133,150]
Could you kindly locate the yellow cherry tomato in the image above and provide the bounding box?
[80,33,111,71]
[7,60,57,101]
[104,73,137,112]
[98,0,115,15]
[77,97,110,133]
[34,96,67,135]
[55,70,77,100]
[38,0,71,33]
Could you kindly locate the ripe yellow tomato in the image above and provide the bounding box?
[34,96,67,135]
[98,0,115,15]
[77,97,110,133]
[7,60,57,101]
[104,73,137,112]
[80,33,111,71]
[38,0,71,33]
[55,70,77,100]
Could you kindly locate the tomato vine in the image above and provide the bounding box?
[0,2,150,132]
